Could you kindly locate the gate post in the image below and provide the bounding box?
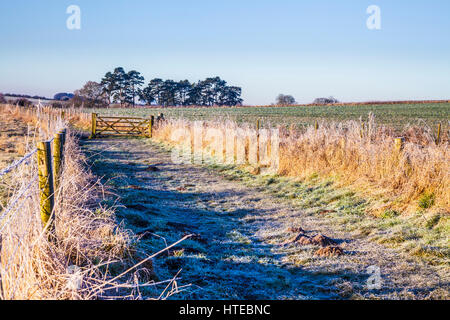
[148,116,154,138]
[90,113,97,139]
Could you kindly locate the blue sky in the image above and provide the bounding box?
[0,0,449,104]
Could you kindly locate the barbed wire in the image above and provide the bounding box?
[0,149,37,178]
[0,176,38,233]
[0,135,56,180]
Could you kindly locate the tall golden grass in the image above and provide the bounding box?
[0,105,173,300]
[278,115,449,214]
[0,132,134,299]
[0,104,91,135]
[152,115,449,215]
[2,104,445,297]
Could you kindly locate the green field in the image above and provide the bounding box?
[90,103,450,130]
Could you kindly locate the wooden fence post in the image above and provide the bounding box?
[315,121,319,132]
[90,113,97,139]
[256,119,260,164]
[60,129,67,157]
[53,133,63,191]
[37,141,55,230]
[148,116,154,138]
[58,129,67,206]
[436,123,441,145]
[394,137,404,153]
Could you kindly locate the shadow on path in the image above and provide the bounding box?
[80,137,435,300]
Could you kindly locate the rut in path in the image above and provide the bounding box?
[81,137,448,300]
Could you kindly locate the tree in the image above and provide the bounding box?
[185,81,203,106]
[313,96,339,104]
[54,93,74,101]
[74,81,108,107]
[139,85,156,105]
[101,68,243,107]
[220,86,243,106]
[197,77,227,106]
[68,94,84,108]
[148,78,164,105]
[276,94,296,106]
[111,67,128,105]
[100,68,145,106]
[75,81,105,102]
[0,93,6,104]
[177,80,192,106]
[15,98,32,107]
[101,72,116,105]
[156,80,176,106]
[140,78,176,106]
[125,70,145,107]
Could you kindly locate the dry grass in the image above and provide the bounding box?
[2,104,444,298]
[279,115,449,214]
[88,102,449,132]
[0,109,39,166]
[0,104,90,133]
[0,119,28,159]
[0,105,186,300]
[151,115,449,215]
[0,104,65,207]
[0,129,137,299]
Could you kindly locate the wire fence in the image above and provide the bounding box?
[0,149,37,178]
[0,104,73,300]
[0,175,38,234]
[0,105,66,236]
[0,150,41,234]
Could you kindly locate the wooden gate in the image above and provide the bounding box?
[89,114,155,138]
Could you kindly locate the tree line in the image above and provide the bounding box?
[274,95,340,106]
[73,67,243,107]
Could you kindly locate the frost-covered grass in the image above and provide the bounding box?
[81,137,449,300]
[88,102,450,131]
[210,164,449,268]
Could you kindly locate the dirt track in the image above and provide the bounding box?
[81,137,449,300]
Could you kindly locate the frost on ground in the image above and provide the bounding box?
[81,137,449,300]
